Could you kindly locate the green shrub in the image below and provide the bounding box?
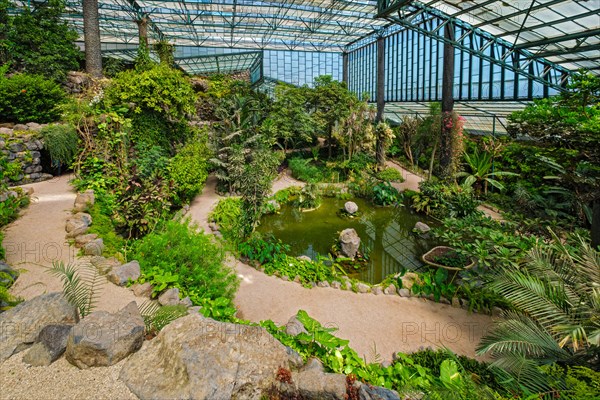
[238,234,290,264]
[411,181,480,219]
[133,219,238,304]
[372,181,401,206]
[209,197,243,241]
[377,167,404,182]
[0,70,66,123]
[169,136,210,206]
[2,0,81,83]
[86,200,126,259]
[114,173,173,239]
[131,142,169,180]
[288,157,324,183]
[40,124,79,167]
[262,255,343,287]
[105,64,196,122]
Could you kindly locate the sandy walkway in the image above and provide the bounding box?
[1,175,140,399]
[190,171,494,363]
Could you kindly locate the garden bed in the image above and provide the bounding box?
[422,246,475,270]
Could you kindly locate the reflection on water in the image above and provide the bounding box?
[256,197,438,284]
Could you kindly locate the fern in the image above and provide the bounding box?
[138,301,188,335]
[48,261,103,318]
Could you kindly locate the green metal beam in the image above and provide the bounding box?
[515,28,600,50]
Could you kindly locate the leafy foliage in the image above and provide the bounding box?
[0,69,66,123]
[138,301,188,336]
[288,157,325,183]
[261,310,497,398]
[371,181,400,206]
[455,149,518,195]
[411,181,480,219]
[133,219,238,304]
[168,133,210,206]
[262,254,344,287]
[40,124,79,167]
[377,167,404,182]
[49,261,103,319]
[263,83,317,149]
[239,234,290,265]
[105,64,196,123]
[1,0,81,82]
[477,232,600,393]
[209,197,243,242]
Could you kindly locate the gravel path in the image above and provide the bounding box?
[1,175,139,400]
[190,170,494,363]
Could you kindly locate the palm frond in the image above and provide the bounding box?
[138,300,188,334]
[48,261,103,318]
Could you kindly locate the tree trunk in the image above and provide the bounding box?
[428,137,439,181]
[592,198,600,249]
[375,36,386,170]
[439,23,456,180]
[83,0,102,77]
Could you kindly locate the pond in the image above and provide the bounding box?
[256,197,439,284]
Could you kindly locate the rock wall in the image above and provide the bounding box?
[0,123,53,186]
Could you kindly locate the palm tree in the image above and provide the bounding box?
[83,0,102,77]
[455,149,518,195]
[477,232,600,393]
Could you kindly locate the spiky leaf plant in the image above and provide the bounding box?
[49,261,103,319]
[477,232,600,393]
[138,301,188,335]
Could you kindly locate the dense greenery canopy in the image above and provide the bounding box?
[0,0,81,82]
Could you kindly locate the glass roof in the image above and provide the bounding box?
[376,1,599,74]
[385,101,530,136]
[10,0,598,75]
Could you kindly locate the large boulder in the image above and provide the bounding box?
[65,301,144,368]
[65,213,92,234]
[83,238,104,256]
[73,190,95,212]
[120,313,291,400]
[157,287,180,306]
[278,358,348,400]
[413,221,431,235]
[339,228,361,259]
[22,323,73,366]
[107,260,140,286]
[0,293,78,363]
[344,201,359,215]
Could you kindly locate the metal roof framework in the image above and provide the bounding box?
[375,1,599,75]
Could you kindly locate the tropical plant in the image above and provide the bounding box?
[372,181,400,206]
[263,83,317,150]
[48,261,103,319]
[477,232,600,394]
[455,149,518,195]
[138,301,188,336]
[411,181,480,219]
[333,94,375,162]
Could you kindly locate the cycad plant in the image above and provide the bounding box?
[477,232,600,394]
[455,149,518,195]
[49,261,103,319]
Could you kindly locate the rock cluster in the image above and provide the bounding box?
[0,293,77,363]
[0,123,52,186]
[64,71,92,94]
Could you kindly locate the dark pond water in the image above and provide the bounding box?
[256,197,438,284]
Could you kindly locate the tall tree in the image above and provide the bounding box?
[83,0,102,77]
[5,0,80,82]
